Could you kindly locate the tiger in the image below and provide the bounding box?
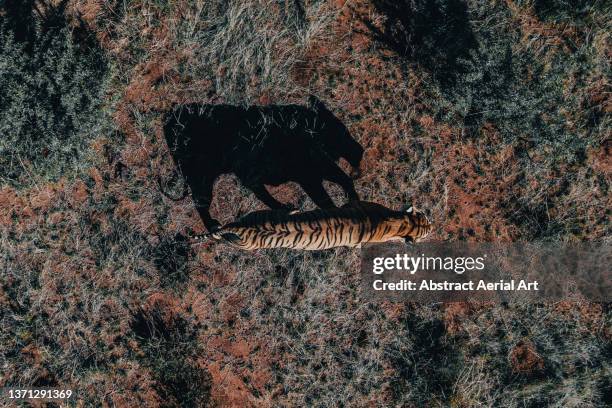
[196,201,432,250]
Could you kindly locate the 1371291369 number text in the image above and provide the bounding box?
[3,388,73,400]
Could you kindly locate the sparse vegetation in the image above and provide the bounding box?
[0,0,112,187]
[0,0,610,406]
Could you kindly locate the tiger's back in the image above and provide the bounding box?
[211,202,432,250]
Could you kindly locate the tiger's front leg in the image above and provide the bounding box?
[189,174,222,232]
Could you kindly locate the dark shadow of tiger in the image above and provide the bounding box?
[160,97,364,232]
[198,201,432,251]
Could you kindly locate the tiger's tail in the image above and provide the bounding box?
[191,230,241,245]
[191,233,212,245]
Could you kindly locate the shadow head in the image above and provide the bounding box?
[309,96,364,177]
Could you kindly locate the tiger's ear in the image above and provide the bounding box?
[402,203,414,213]
[308,95,330,114]
[308,95,321,109]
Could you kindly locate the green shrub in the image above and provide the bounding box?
[132,308,211,408]
[529,0,610,23]
[0,1,111,187]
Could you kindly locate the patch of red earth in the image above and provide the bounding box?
[184,267,282,406]
[70,179,90,206]
[207,175,265,226]
[553,302,607,337]
[201,328,277,406]
[266,183,305,210]
[0,188,22,227]
[506,0,583,56]
[108,363,163,407]
[431,123,520,241]
[585,76,611,115]
[443,302,495,335]
[20,343,44,366]
[587,141,611,177]
[28,183,62,213]
[509,340,544,374]
[207,361,259,407]
[381,301,406,321]
[0,182,77,234]
[141,292,183,330]
[114,195,159,237]
[87,167,106,199]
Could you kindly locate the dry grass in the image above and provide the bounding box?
[0,0,610,406]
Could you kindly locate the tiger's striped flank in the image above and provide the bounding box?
[206,201,432,250]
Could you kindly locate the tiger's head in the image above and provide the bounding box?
[400,206,432,243]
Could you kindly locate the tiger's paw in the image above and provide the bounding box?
[280,204,298,214]
[207,222,221,233]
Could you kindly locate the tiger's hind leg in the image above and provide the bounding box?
[301,180,336,208]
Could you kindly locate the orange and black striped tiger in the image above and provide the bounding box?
[198,201,432,250]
